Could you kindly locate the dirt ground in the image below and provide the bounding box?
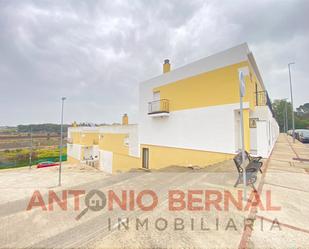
[0,163,109,205]
[0,134,308,249]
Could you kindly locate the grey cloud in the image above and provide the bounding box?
[0,0,308,125]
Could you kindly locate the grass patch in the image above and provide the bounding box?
[0,147,67,169]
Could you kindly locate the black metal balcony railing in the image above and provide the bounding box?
[255,91,274,117]
[148,99,169,114]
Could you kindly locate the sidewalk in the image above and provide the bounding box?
[241,133,309,248]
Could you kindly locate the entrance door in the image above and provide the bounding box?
[153,91,160,101]
[152,91,161,113]
[142,148,149,169]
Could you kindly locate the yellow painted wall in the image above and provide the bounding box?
[71,132,81,144]
[112,153,141,173]
[246,71,255,110]
[154,61,258,112]
[152,61,258,153]
[99,133,129,155]
[140,144,234,170]
[248,63,266,106]
[68,156,80,164]
[71,132,99,146]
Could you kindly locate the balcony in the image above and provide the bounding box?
[255,91,274,116]
[148,99,169,117]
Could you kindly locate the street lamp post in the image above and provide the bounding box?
[283,110,286,133]
[238,70,246,201]
[282,98,288,133]
[58,97,66,187]
[285,100,288,133]
[29,125,33,169]
[288,63,295,142]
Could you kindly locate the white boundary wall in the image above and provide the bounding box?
[99,150,113,173]
[67,144,82,161]
[83,145,100,160]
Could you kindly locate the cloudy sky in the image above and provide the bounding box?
[0,0,308,126]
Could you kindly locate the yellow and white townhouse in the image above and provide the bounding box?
[67,43,279,173]
[67,114,140,173]
[139,43,279,170]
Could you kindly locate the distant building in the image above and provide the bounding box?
[67,115,139,173]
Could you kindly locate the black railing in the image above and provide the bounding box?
[148,99,169,114]
[255,91,274,117]
[255,91,267,106]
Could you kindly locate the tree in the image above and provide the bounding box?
[17,124,69,133]
[296,103,309,118]
[272,99,292,132]
[273,99,309,132]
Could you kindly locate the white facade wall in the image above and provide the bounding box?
[250,126,258,153]
[139,68,279,158]
[67,144,82,161]
[99,150,113,173]
[68,127,100,133]
[83,145,100,160]
[251,106,279,157]
[139,102,249,154]
[128,127,139,157]
[256,121,269,157]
